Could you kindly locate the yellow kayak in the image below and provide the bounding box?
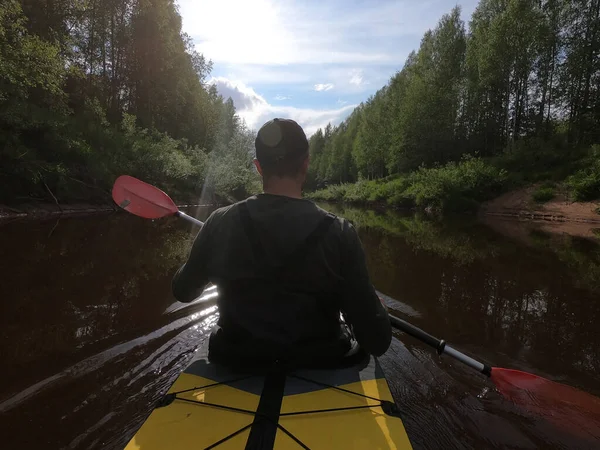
[125,341,413,449]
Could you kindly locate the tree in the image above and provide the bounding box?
[560,0,600,144]
[1,0,258,205]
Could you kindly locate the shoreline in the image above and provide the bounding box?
[479,185,600,225]
[315,185,600,226]
[3,193,599,227]
[0,203,117,222]
[0,202,217,223]
[480,209,600,224]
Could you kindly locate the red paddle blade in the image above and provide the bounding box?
[492,368,600,440]
[112,175,179,219]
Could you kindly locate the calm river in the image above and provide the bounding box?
[0,204,599,449]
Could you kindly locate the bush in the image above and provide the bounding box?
[387,192,415,208]
[532,186,556,203]
[566,146,600,201]
[307,184,349,202]
[367,177,409,202]
[496,135,579,183]
[308,156,507,213]
[403,156,507,212]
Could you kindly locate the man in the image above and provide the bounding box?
[172,118,391,369]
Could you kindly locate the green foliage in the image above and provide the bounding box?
[566,163,600,202]
[406,156,507,211]
[396,8,467,170]
[0,0,258,206]
[204,124,261,203]
[532,186,556,203]
[309,157,506,213]
[306,0,600,211]
[563,145,600,202]
[0,1,65,102]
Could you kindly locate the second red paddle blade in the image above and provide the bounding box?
[492,368,600,440]
[112,175,179,219]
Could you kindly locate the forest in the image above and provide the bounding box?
[0,0,259,206]
[308,0,600,212]
[3,0,600,212]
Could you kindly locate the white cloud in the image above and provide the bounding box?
[179,0,481,118]
[349,69,365,86]
[225,64,380,93]
[178,0,481,67]
[178,0,393,66]
[274,95,291,101]
[270,104,357,136]
[220,65,313,85]
[210,77,267,110]
[314,83,334,92]
[337,99,348,105]
[212,77,355,136]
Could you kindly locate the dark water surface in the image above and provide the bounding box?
[1,205,599,449]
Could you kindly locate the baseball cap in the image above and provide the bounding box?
[255,118,309,166]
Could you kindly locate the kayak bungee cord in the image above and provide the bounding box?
[159,370,401,450]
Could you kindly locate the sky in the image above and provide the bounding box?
[178,0,479,136]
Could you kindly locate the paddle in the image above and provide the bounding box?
[389,311,600,440]
[112,175,600,440]
[112,175,204,226]
[389,315,491,375]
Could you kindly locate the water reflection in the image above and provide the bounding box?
[0,211,213,449]
[321,204,600,398]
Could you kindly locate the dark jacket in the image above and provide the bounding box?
[172,194,391,367]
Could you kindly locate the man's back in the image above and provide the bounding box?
[172,194,391,367]
[172,117,390,369]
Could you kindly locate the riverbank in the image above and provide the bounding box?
[307,146,600,222]
[0,203,117,222]
[480,186,600,224]
[0,202,216,222]
[307,156,506,213]
[311,181,600,226]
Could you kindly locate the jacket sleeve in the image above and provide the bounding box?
[338,221,392,356]
[172,214,214,303]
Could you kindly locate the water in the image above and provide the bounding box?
[0,205,599,449]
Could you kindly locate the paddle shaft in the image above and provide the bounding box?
[389,315,491,377]
[176,211,204,227]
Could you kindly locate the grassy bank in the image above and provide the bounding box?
[307,156,506,213]
[307,145,600,214]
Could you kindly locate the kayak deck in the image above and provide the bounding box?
[125,343,413,449]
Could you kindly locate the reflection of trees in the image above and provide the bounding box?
[540,233,600,294]
[0,211,212,393]
[318,203,600,394]
[321,203,502,264]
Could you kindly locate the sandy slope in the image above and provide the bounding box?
[480,186,600,224]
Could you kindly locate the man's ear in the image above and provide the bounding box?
[253,159,263,177]
[300,155,310,176]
